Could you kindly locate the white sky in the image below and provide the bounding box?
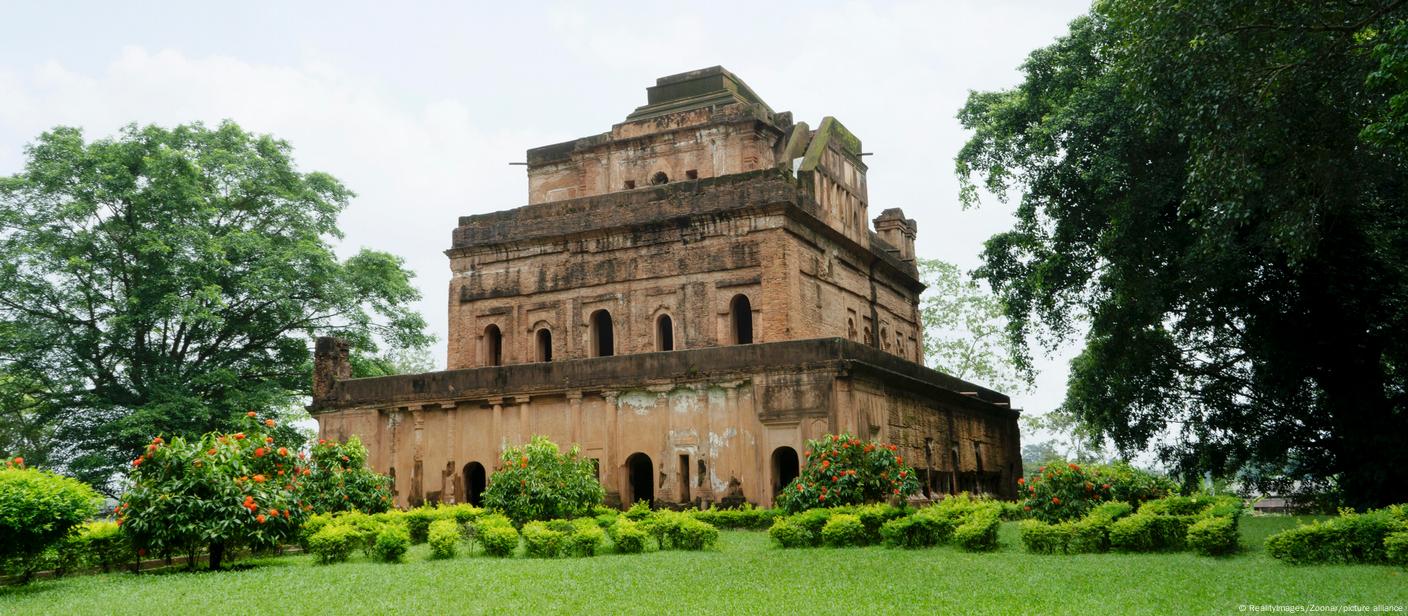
[0,0,1090,432]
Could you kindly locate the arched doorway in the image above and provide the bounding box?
[590,309,614,357]
[656,314,674,351]
[483,324,503,366]
[771,446,800,499]
[463,462,487,506]
[535,328,553,362]
[729,294,753,344]
[625,452,653,506]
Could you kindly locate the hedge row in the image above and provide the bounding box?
[1265,505,1408,566]
[1018,495,1243,556]
[768,496,1003,552]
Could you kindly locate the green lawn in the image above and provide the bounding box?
[1,516,1403,615]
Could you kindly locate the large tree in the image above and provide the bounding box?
[0,121,430,491]
[956,1,1408,508]
[917,257,1029,394]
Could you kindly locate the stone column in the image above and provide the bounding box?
[721,382,742,497]
[567,390,583,447]
[410,407,425,507]
[490,397,504,453]
[514,395,531,445]
[603,390,620,495]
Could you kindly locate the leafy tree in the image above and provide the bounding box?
[956,1,1408,508]
[917,258,1030,393]
[483,435,605,525]
[0,121,431,492]
[118,412,308,569]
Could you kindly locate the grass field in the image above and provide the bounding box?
[1,516,1403,615]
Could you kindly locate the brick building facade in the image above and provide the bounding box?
[310,67,1021,509]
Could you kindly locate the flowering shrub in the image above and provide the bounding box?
[482,436,605,526]
[303,436,393,514]
[427,519,461,559]
[0,458,101,580]
[119,413,309,569]
[775,434,920,513]
[1020,461,1175,523]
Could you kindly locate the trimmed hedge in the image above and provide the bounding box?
[1187,515,1238,556]
[820,514,867,547]
[954,509,1001,552]
[427,519,460,559]
[1266,509,1405,565]
[308,524,360,564]
[522,521,567,558]
[1385,531,1408,567]
[371,525,411,563]
[609,519,648,554]
[880,512,955,549]
[479,522,520,558]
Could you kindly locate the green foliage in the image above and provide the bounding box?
[880,513,956,549]
[566,518,605,557]
[820,514,868,548]
[482,436,605,526]
[1265,509,1406,565]
[427,519,460,559]
[854,503,906,543]
[521,522,566,558]
[371,525,411,563]
[608,519,648,554]
[402,506,439,544]
[1187,515,1240,557]
[670,517,720,551]
[1108,515,1195,553]
[953,509,1001,552]
[1385,532,1408,567]
[917,258,1030,392]
[118,414,309,569]
[956,0,1408,510]
[478,520,520,558]
[0,460,101,578]
[623,500,653,521]
[689,504,779,530]
[0,121,431,490]
[303,436,393,514]
[1020,500,1134,555]
[76,521,132,572]
[768,518,813,549]
[1020,461,1175,523]
[776,434,920,513]
[307,524,360,565]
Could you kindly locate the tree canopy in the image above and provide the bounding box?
[917,257,1030,394]
[957,1,1408,508]
[0,121,430,491]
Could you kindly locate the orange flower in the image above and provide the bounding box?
[1052,497,1061,505]
[147,444,158,453]
[132,457,143,467]
[1069,463,1080,471]
[821,459,830,469]
[899,470,907,478]
[253,474,266,483]
[254,447,266,458]
[207,448,217,456]
[893,488,900,495]
[318,438,327,445]
[818,494,826,501]
[265,436,274,444]
[265,419,276,428]
[234,433,246,440]
[11,457,21,466]
[1102,483,1111,490]
[256,514,266,524]
[268,508,279,516]
[1017,477,1025,485]
[278,470,285,476]
[247,411,257,417]
[278,447,288,456]
[1024,505,1032,511]
[896,456,903,464]
[152,436,163,444]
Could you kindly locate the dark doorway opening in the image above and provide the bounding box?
[484,324,503,366]
[590,309,614,357]
[678,454,691,504]
[730,294,753,344]
[771,446,800,499]
[535,328,553,362]
[626,452,654,506]
[463,462,487,506]
[656,314,675,351]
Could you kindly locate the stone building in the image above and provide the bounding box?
[310,67,1021,509]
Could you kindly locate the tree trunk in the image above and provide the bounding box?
[208,542,225,570]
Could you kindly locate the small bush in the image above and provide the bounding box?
[479,523,520,558]
[1266,510,1403,564]
[0,462,101,579]
[308,524,360,564]
[300,513,334,551]
[371,525,411,563]
[483,436,605,526]
[639,510,683,550]
[854,504,906,543]
[1067,517,1113,554]
[522,521,567,558]
[820,514,868,547]
[1019,520,1072,554]
[428,519,460,559]
[954,509,1000,552]
[79,521,131,572]
[594,512,620,530]
[789,508,835,545]
[776,434,922,513]
[566,519,606,557]
[691,504,778,530]
[1385,531,1408,567]
[623,500,653,521]
[880,513,955,549]
[671,517,720,551]
[1020,461,1175,523]
[1108,514,1192,552]
[610,519,648,554]
[769,518,813,548]
[403,507,441,544]
[1187,515,1238,556]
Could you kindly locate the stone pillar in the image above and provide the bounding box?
[873,208,917,265]
[567,390,583,447]
[490,397,504,452]
[721,382,743,497]
[312,337,350,403]
[514,395,531,445]
[603,390,620,496]
[410,407,425,507]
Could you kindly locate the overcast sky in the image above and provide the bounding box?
[0,0,1091,431]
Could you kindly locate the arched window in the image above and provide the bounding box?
[847,318,857,342]
[483,324,502,366]
[863,327,872,346]
[656,314,675,351]
[880,327,890,351]
[535,328,553,362]
[729,294,753,345]
[589,309,614,357]
[650,171,669,185]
